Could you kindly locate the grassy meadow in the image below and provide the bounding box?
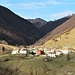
[0,53,75,75]
[43,28,75,48]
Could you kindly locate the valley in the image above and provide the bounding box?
[0,5,75,75]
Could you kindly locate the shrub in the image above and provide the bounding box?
[0,66,20,75]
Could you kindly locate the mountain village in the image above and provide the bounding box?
[1,5,75,75]
[11,46,73,58]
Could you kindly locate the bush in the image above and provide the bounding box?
[0,66,20,75]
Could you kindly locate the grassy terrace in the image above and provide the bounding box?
[0,53,75,75]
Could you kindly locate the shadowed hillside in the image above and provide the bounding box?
[0,5,42,45]
[39,16,71,36]
[34,14,75,46]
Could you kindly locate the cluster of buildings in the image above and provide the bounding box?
[11,47,73,58]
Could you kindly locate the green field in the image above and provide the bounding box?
[0,53,75,75]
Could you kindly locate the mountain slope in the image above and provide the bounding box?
[0,5,42,45]
[43,27,75,48]
[34,14,75,46]
[28,18,47,28]
[39,16,71,35]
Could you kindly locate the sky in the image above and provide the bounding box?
[0,0,75,21]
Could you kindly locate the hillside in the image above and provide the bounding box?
[0,5,42,45]
[39,16,71,35]
[28,18,47,28]
[34,14,75,46]
[43,28,75,48]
